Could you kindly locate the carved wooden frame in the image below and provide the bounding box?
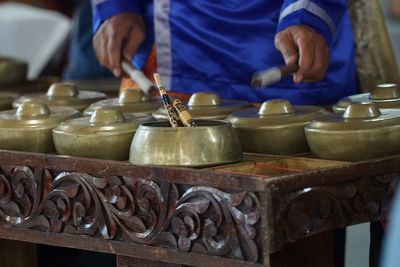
[0,150,399,267]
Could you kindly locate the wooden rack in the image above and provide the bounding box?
[0,150,397,266]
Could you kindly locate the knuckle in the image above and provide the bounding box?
[296,31,307,40]
[274,35,283,47]
[107,38,121,51]
[275,32,283,41]
[289,54,299,61]
[105,24,120,37]
[109,30,120,39]
[275,31,288,43]
[302,31,312,39]
[107,43,117,53]
[298,34,309,43]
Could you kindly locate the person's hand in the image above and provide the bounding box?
[391,0,400,18]
[274,25,329,83]
[93,13,145,77]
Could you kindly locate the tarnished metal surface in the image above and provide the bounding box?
[226,99,328,155]
[84,89,161,116]
[0,58,27,86]
[306,102,400,161]
[0,92,18,111]
[0,101,80,153]
[348,0,400,91]
[13,82,107,111]
[53,108,140,160]
[152,93,251,120]
[130,120,243,167]
[333,83,400,112]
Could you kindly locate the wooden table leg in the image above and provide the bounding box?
[270,231,335,267]
[117,255,182,267]
[0,239,37,267]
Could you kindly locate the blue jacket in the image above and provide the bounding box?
[92,0,356,105]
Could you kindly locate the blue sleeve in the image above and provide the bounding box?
[277,0,347,44]
[91,0,146,33]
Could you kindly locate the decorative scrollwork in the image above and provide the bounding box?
[0,166,40,226]
[168,187,260,262]
[0,166,261,263]
[275,174,400,245]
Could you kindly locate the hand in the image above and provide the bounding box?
[93,13,146,77]
[274,25,329,83]
[391,0,400,18]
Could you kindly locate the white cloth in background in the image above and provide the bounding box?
[0,2,71,79]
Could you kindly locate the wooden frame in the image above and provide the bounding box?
[0,150,398,266]
[348,0,400,91]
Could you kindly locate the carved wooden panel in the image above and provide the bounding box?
[273,174,400,247]
[0,166,262,264]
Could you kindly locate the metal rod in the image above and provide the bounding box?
[121,60,155,94]
[251,63,298,89]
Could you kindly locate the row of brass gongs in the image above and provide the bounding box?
[0,81,399,165]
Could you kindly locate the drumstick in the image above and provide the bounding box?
[251,63,298,89]
[171,98,197,127]
[153,72,181,127]
[121,60,156,94]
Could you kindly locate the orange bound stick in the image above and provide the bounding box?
[171,98,197,127]
[153,73,180,127]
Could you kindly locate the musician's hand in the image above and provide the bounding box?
[275,25,329,83]
[93,13,145,77]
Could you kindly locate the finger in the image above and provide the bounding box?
[92,33,101,62]
[274,32,299,66]
[107,29,125,77]
[295,36,314,83]
[93,28,109,68]
[122,28,145,62]
[306,40,329,81]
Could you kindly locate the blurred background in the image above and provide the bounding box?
[0,0,117,95]
[1,0,399,86]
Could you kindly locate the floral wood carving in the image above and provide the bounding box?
[0,166,261,263]
[274,174,400,246]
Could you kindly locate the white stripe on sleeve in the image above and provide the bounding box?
[279,0,336,34]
